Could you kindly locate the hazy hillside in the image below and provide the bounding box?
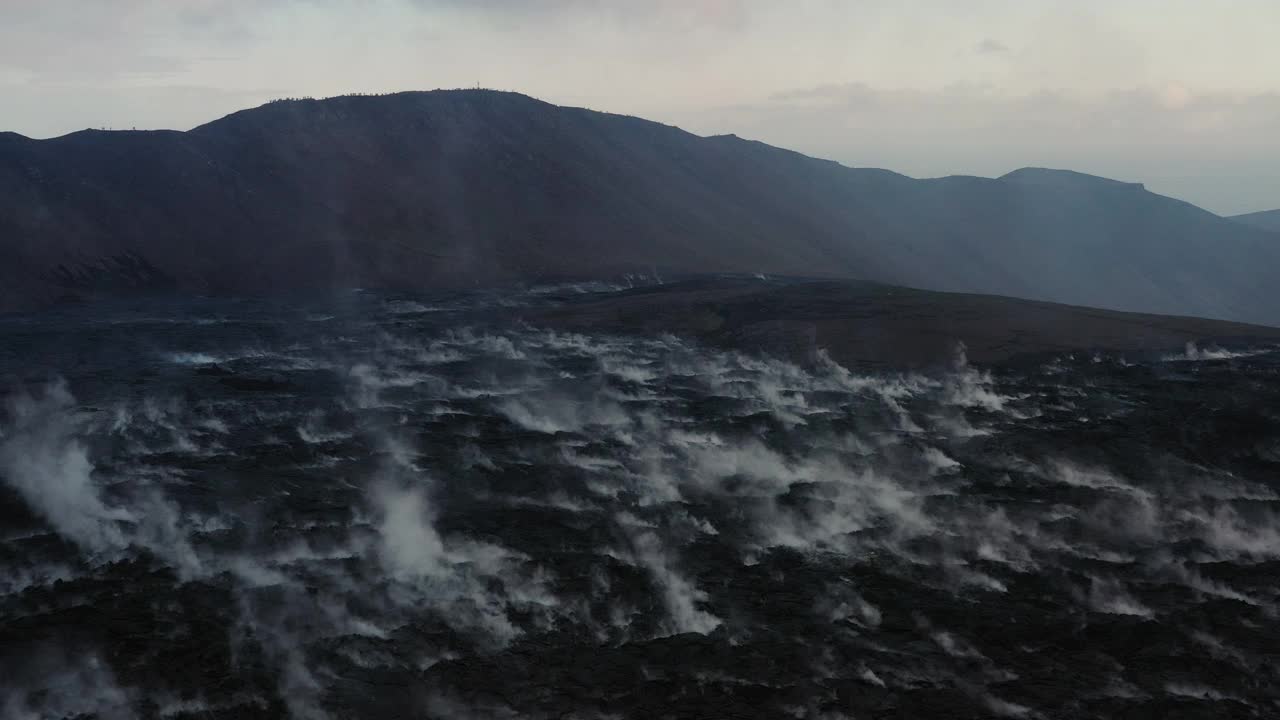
[530,277,1280,368]
[2,90,1278,323]
[1231,208,1280,233]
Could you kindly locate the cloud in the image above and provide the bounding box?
[765,81,1280,132]
[758,81,1280,158]
[975,38,1009,54]
[425,0,752,30]
[0,2,268,82]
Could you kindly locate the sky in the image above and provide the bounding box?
[2,0,1277,214]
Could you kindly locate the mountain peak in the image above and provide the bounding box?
[192,88,554,134]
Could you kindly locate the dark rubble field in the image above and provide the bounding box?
[2,280,1280,719]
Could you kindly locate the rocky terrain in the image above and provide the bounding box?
[3,280,1280,719]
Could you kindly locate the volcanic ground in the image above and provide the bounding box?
[2,281,1280,719]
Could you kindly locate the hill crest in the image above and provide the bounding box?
[2,89,1278,324]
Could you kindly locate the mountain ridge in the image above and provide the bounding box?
[2,89,1278,323]
[1231,208,1280,233]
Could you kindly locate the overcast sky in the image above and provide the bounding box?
[2,0,1277,214]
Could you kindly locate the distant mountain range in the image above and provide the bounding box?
[1231,209,1280,233]
[2,89,1278,323]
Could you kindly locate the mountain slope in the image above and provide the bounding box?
[2,89,1279,323]
[529,277,1280,368]
[1231,208,1280,233]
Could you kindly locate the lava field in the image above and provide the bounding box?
[2,288,1280,719]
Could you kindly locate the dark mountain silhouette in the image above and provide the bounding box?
[529,277,1280,368]
[2,89,1278,323]
[1231,208,1280,233]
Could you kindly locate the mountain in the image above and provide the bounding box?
[528,276,1280,368]
[1231,208,1280,233]
[3,89,1279,323]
